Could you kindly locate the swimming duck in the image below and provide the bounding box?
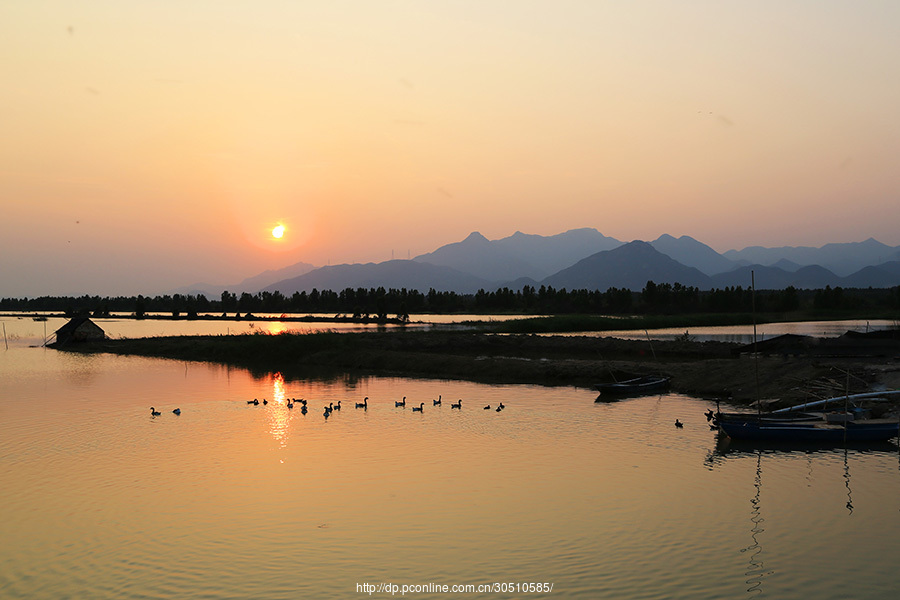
[323,407,330,418]
[395,397,406,407]
[451,399,462,409]
[172,408,181,415]
[483,405,491,410]
[263,399,268,405]
[150,407,161,416]
[433,395,442,406]
[412,402,424,412]
[332,400,341,411]
[247,399,259,405]
[356,397,368,409]
[675,419,684,428]
[300,405,308,414]
[498,402,505,410]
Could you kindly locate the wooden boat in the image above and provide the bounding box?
[595,375,670,397]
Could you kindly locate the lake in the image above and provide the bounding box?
[2,327,900,598]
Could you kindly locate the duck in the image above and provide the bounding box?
[395,396,406,407]
[412,402,425,412]
[332,400,341,411]
[451,399,462,409]
[356,397,368,409]
[704,409,715,422]
[172,408,181,415]
[483,405,491,410]
[675,419,684,428]
[287,399,294,409]
[300,405,308,414]
[262,399,268,405]
[324,403,333,415]
[433,395,442,406]
[150,407,161,416]
[498,402,505,410]
[247,398,259,405]
[323,407,330,419]
[299,399,307,406]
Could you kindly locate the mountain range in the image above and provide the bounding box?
[179,230,900,296]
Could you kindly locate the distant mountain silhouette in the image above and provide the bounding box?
[414,228,623,282]
[222,232,900,297]
[649,234,736,275]
[770,258,803,272]
[710,264,841,289]
[541,241,712,291]
[724,238,900,276]
[840,261,900,288]
[413,231,540,281]
[172,260,317,297]
[492,228,623,276]
[261,260,494,295]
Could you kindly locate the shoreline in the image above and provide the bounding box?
[56,331,900,407]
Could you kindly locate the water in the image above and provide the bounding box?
[1,314,892,348]
[2,342,899,599]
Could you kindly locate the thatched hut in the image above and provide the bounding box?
[53,316,105,346]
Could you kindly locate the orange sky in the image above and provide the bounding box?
[3,1,899,296]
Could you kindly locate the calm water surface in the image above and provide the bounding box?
[2,318,900,599]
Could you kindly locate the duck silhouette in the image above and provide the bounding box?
[412,402,424,412]
[150,407,161,416]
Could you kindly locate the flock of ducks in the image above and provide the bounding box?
[233,393,505,420]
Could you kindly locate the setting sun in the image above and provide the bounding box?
[272,225,285,239]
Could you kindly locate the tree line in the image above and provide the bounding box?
[3,283,899,319]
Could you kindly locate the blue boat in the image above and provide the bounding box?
[717,418,899,443]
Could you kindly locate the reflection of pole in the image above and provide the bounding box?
[742,449,769,594]
[3,322,7,350]
[843,448,853,514]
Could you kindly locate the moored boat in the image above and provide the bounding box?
[717,418,899,443]
[595,375,670,397]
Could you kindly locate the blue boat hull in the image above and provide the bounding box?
[719,420,899,443]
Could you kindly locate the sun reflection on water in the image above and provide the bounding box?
[267,372,291,447]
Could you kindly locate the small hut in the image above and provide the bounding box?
[53,316,106,346]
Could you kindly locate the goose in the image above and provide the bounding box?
[355,397,368,409]
[433,395,442,406]
[675,419,684,428]
[395,396,406,407]
[327,402,334,412]
[332,400,341,411]
[451,399,462,409]
[172,408,181,415]
[412,402,424,412]
[324,403,333,415]
[150,407,161,416]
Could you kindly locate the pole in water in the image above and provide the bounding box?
[752,270,760,416]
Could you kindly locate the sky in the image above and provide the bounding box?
[3,1,900,297]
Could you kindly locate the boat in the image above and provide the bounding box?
[595,375,670,397]
[715,391,900,443]
[717,417,899,443]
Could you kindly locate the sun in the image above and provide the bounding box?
[271,224,285,239]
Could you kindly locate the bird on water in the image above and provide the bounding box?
[150,407,161,416]
[412,402,424,412]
